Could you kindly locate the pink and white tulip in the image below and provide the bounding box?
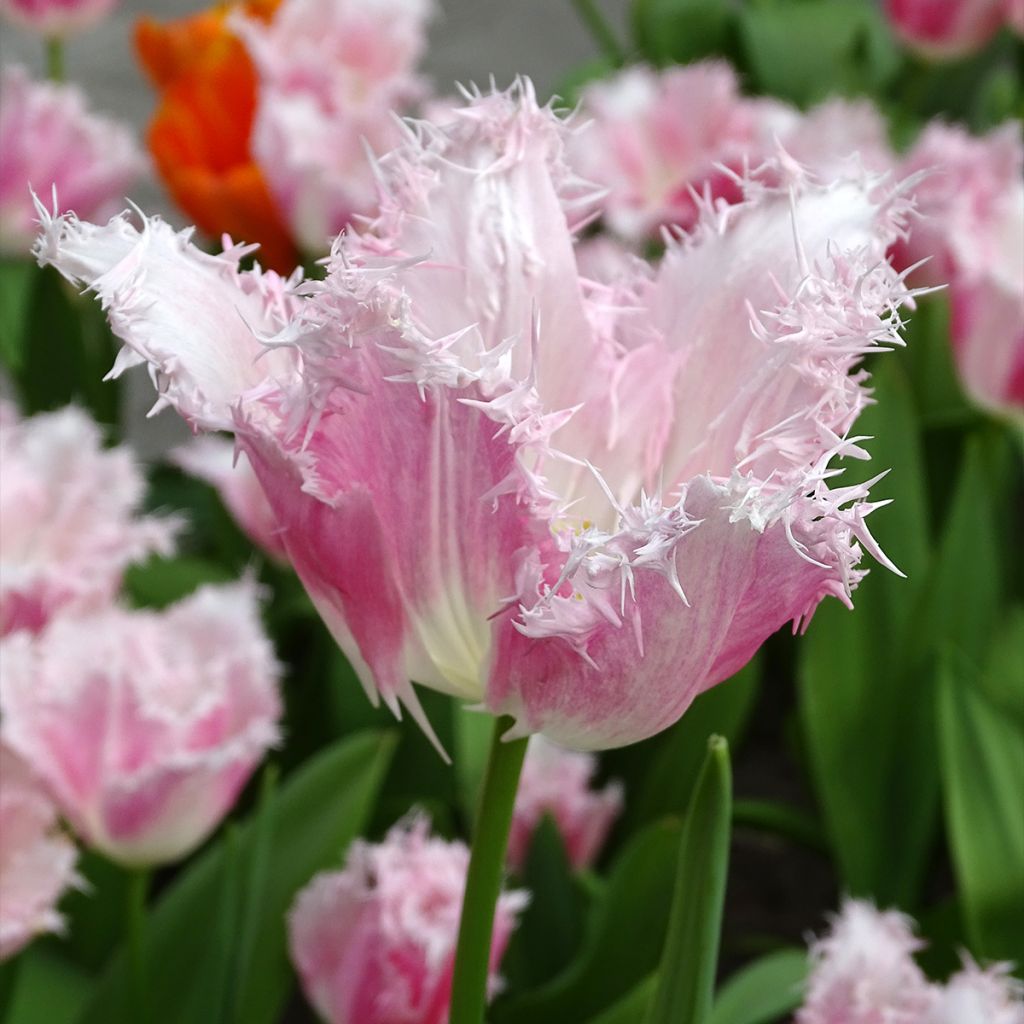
[927,960,1024,1024]
[171,436,288,562]
[0,744,79,962]
[569,63,895,242]
[0,65,144,255]
[507,736,622,872]
[288,815,527,1024]
[0,403,177,637]
[0,581,281,866]
[232,0,433,254]
[0,0,116,38]
[884,0,1011,59]
[796,900,1024,1024]
[897,122,1024,416]
[36,80,916,752]
[797,900,935,1023]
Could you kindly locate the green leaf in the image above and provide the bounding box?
[492,819,680,1024]
[612,658,758,838]
[632,0,736,65]
[122,556,236,610]
[76,731,396,1024]
[502,816,588,991]
[4,948,92,1024]
[13,266,119,426]
[731,799,826,853]
[739,0,900,105]
[798,357,939,906]
[586,975,656,1024]
[938,657,1024,965]
[0,259,34,372]
[708,949,807,1024]
[646,736,732,1024]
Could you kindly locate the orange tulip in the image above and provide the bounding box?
[135,1,299,273]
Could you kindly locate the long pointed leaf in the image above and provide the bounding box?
[646,736,732,1024]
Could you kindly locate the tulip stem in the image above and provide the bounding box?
[570,0,626,66]
[448,717,528,1024]
[126,868,150,1019]
[45,37,64,82]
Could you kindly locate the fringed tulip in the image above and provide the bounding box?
[797,900,936,1023]
[0,744,78,962]
[232,0,433,254]
[507,736,622,872]
[288,816,527,1024]
[884,0,1010,58]
[171,437,288,561]
[796,900,1024,1023]
[928,960,1024,1024]
[897,122,1024,415]
[0,0,116,37]
[0,581,281,866]
[36,80,916,752]
[0,65,144,255]
[0,404,177,636]
[570,63,895,241]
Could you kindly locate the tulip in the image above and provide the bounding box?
[231,0,434,254]
[570,63,895,242]
[507,736,622,872]
[0,403,178,636]
[134,0,432,268]
[0,0,116,38]
[0,581,281,866]
[796,900,1024,1023]
[884,0,1009,59]
[35,79,915,753]
[0,744,79,961]
[797,900,935,1023]
[0,65,144,255]
[171,437,288,562]
[928,960,1024,1024]
[288,816,527,1024]
[134,1,299,273]
[896,122,1024,416]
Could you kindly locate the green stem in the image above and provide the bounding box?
[448,717,528,1024]
[126,868,150,1020]
[570,0,626,65]
[45,37,64,82]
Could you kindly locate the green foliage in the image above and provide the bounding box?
[708,948,807,1024]
[632,0,737,66]
[492,819,681,1023]
[74,731,395,1024]
[938,648,1024,966]
[646,736,732,1024]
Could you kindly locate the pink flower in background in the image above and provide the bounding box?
[0,404,177,637]
[37,80,915,752]
[232,0,433,254]
[0,65,144,255]
[171,437,288,562]
[884,0,1009,58]
[0,581,281,866]
[897,121,1024,415]
[507,736,623,872]
[797,900,936,1023]
[288,816,527,1024]
[0,744,79,962]
[569,62,757,240]
[0,0,116,37]
[927,960,1024,1024]
[795,900,1024,1023]
[570,63,896,242]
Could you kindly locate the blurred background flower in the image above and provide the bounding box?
[0,0,117,39]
